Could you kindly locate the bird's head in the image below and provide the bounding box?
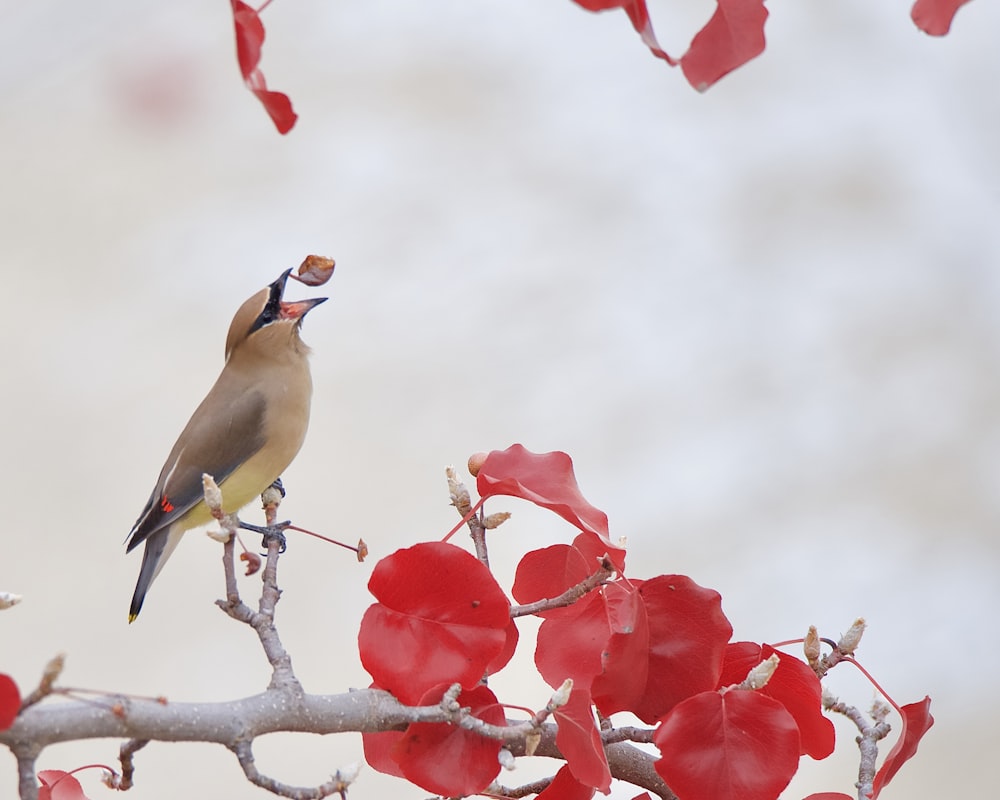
[225,269,327,361]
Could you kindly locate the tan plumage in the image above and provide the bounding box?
[125,269,326,622]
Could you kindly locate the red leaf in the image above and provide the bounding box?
[230,0,264,80]
[680,0,769,91]
[361,728,406,779]
[476,444,625,571]
[37,770,90,800]
[654,690,800,800]
[535,590,609,692]
[553,688,611,792]
[911,0,973,35]
[718,643,835,760]
[486,616,520,675]
[0,673,20,731]
[249,81,298,135]
[803,795,855,800]
[871,696,934,798]
[537,764,597,800]
[361,684,407,780]
[591,580,650,716]
[571,1,677,65]
[393,684,505,796]
[229,0,298,134]
[628,575,733,723]
[512,544,594,619]
[359,542,510,705]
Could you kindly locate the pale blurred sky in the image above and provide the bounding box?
[2,1,999,798]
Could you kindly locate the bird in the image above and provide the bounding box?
[125,268,326,622]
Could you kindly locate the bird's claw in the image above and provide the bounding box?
[238,519,291,554]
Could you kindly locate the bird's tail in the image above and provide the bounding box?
[128,526,184,622]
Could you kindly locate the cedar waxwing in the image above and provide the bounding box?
[125,269,326,622]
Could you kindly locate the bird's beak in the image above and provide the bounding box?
[272,268,327,322]
[280,296,327,321]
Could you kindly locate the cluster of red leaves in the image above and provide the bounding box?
[358,444,934,800]
[226,0,975,133]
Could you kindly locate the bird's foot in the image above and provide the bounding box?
[238,519,291,553]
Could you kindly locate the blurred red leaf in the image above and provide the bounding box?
[0,673,20,731]
[911,0,973,35]
[393,684,505,796]
[570,0,768,91]
[230,0,264,80]
[512,543,594,619]
[553,688,611,792]
[871,696,934,798]
[537,764,597,800]
[680,0,768,91]
[229,0,298,134]
[654,690,800,800]
[535,590,609,692]
[359,542,510,704]
[627,575,733,723]
[571,1,676,64]
[37,770,90,800]
[718,642,835,760]
[476,444,625,571]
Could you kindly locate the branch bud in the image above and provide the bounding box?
[0,592,22,610]
[483,512,511,529]
[41,653,65,692]
[740,653,780,690]
[550,679,573,708]
[467,452,488,477]
[524,730,541,757]
[838,617,866,655]
[334,762,361,785]
[497,748,516,771]
[446,466,472,516]
[202,474,224,517]
[260,483,283,509]
[804,625,821,667]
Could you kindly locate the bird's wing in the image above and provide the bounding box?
[125,389,267,552]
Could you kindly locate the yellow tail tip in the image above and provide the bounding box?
[128,613,138,624]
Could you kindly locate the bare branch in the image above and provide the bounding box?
[824,693,892,800]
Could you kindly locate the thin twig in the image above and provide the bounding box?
[118,738,149,790]
[509,562,613,618]
[825,695,892,800]
[231,739,356,800]
[483,777,553,798]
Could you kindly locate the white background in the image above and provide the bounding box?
[2,0,998,797]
